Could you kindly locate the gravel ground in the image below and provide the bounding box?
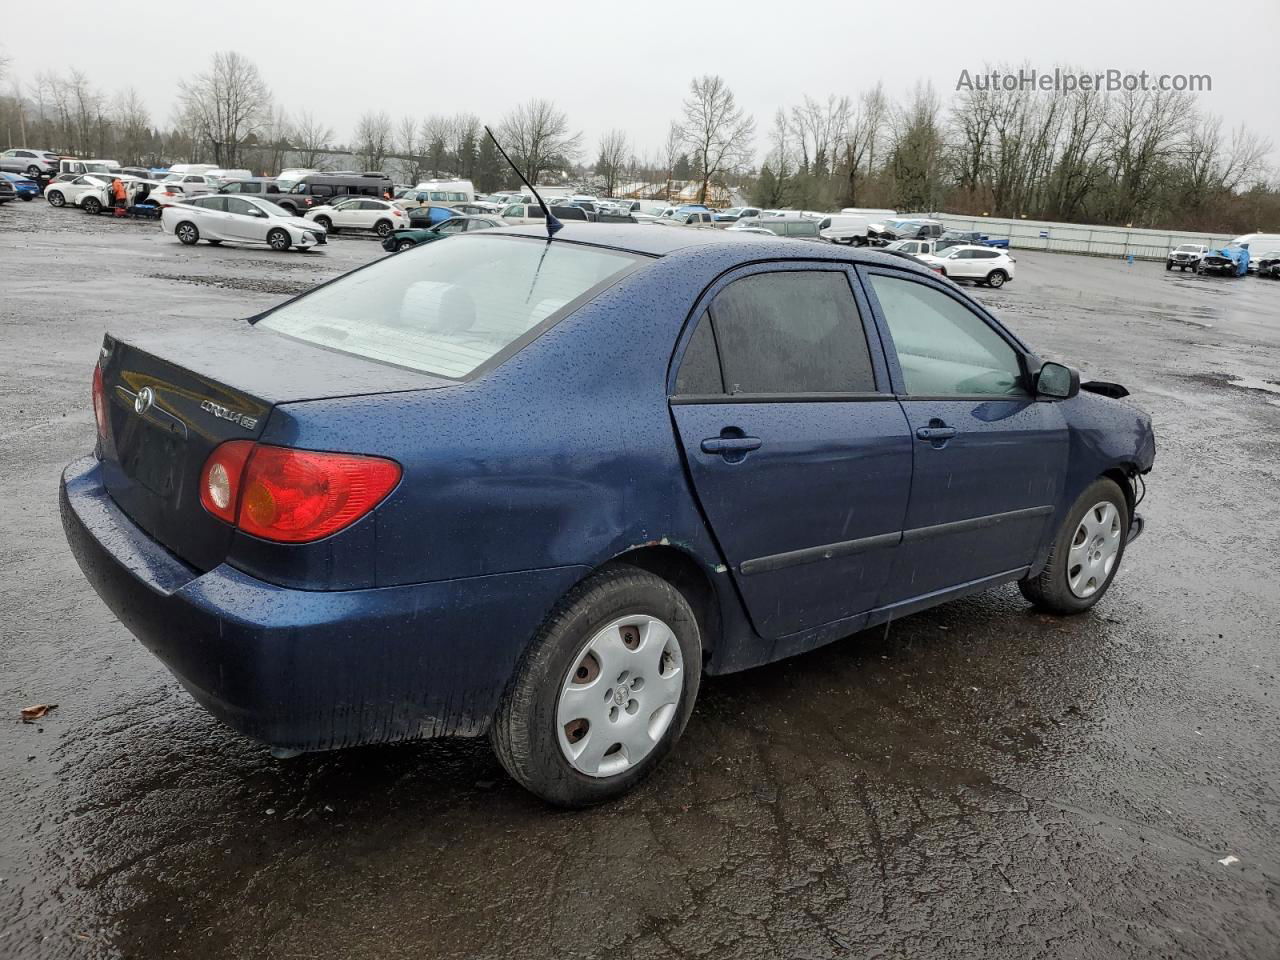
[1,198,1278,959]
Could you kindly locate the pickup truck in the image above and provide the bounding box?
[938,230,1010,251]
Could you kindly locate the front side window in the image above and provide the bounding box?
[225,197,255,216]
[707,271,876,395]
[258,236,638,379]
[869,274,1025,397]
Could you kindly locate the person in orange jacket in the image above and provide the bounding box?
[111,177,128,209]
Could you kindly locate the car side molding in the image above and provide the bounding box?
[739,504,1054,577]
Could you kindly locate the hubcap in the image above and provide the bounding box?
[557,615,683,778]
[1067,501,1122,598]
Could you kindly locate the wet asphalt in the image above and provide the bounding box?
[1,200,1278,959]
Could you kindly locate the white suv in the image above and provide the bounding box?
[306,198,407,237]
[919,245,1017,287]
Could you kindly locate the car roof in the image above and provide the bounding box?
[495,223,945,273]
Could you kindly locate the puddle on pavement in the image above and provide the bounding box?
[1227,375,1280,396]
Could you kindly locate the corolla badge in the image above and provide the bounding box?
[134,386,155,415]
[200,399,258,431]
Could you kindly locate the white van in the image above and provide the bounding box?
[57,158,122,176]
[840,207,896,218]
[206,168,253,182]
[1230,233,1280,271]
[166,163,219,177]
[819,213,876,245]
[412,178,476,205]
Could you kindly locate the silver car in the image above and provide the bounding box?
[0,148,60,178]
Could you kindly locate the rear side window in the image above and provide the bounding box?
[707,271,875,394]
[674,314,723,395]
[258,236,639,379]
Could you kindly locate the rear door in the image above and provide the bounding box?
[862,269,1067,603]
[223,196,266,243]
[190,196,231,239]
[670,264,913,639]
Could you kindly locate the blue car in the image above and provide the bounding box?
[60,226,1155,806]
[1,171,40,200]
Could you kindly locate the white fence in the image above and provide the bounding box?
[929,213,1237,262]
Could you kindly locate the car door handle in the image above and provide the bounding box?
[701,436,762,454]
[915,426,957,441]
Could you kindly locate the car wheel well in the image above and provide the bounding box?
[1102,466,1138,514]
[608,546,720,660]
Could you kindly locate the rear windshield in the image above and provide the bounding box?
[257,236,640,379]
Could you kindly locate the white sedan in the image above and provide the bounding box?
[917,244,1017,287]
[161,195,327,251]
[304,198,407,237]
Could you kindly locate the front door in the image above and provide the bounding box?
[669,265,913,639]
[863,270,1068,603]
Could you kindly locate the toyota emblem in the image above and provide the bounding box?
[134,386,155,415]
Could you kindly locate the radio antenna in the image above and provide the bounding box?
[485,125,562,239]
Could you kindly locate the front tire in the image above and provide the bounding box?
[267,228,291,251]
[395,238,416,251]
[175,221,199,245]
[1020,477,1129,614]
[47,190,65,207]
[491,566,702,807]
[26,165,41,177]
[313,215,332,232]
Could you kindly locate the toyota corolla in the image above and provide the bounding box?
[60,225,1154,806]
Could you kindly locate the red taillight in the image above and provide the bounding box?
[198,442,400,543]
[92,364,109,440]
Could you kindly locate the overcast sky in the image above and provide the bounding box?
[5,0,1278,176]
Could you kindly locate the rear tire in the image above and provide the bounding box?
[374,219,393,237]
[1020,477,1129,615]
[175,221,199,245]
[985,269,1007,288]
[48,191,65,207]
[491,566,702,807]
[82,196,102,214]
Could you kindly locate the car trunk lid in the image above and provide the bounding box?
[97,322,447,571]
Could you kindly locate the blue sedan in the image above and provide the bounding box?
[60,226,1154,806]
[1,171,40,200]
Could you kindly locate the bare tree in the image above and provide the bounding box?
[497,98,581,185]
[177,52,272,167]
[595,128,629,198]
[353,110,393,172]
[842,83,887,207]
[114,88,151,165]
[661,122,681,199]
[292,110,333,167]
[677,74,755,204]
[396,114,422,183]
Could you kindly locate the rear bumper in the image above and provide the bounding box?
[60,455,587,751]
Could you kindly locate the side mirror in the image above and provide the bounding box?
[1036,361,1080,399]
